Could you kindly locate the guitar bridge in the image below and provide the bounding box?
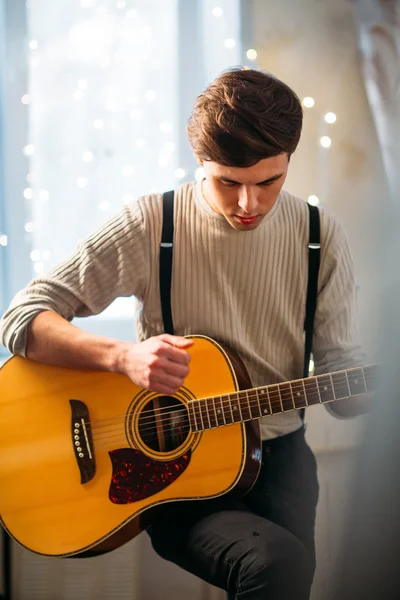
[70,399,96,484]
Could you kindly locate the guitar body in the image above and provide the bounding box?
[0,335,261,557]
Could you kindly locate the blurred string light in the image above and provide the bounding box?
[174,168,186,180]
[99,201,111,212]
[82,151,94,162]
[246,49,257,60]
[320,136,332,149]
[324,111,337,124]
[308,195,320,206]
[39,190,49,201]
[302,96,315,108]
[23,144,35,156]
[159,121,173,133]
[33,262,44,274]
[224,38,236,49]
[0,234,8,247]
[212,7,224,17]
[144,90,157,101]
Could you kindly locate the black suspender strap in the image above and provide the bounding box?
[304,203,321,378]
[159,190,175,335]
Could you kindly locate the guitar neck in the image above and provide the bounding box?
[188,364,376,432]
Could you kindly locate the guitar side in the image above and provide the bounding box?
[0,336,261,557]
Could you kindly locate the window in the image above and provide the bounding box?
[0,0,243,351]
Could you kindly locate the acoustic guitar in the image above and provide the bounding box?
[0,335,375,558]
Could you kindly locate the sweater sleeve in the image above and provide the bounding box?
[312,213,366,378]
[0,200,149,357]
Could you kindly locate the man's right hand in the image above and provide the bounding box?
[119,334,194,395]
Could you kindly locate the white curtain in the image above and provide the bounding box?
[351,0,400,201]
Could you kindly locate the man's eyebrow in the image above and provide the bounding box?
[216,173,285,185]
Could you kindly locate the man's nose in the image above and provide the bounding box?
[238,187,258,214]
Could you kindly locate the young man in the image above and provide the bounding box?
[0,68,367,599]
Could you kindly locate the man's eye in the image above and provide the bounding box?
[223,181,238,187]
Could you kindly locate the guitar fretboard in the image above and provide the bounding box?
[188,365,376,432]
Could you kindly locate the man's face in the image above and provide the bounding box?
[201,154,289,231]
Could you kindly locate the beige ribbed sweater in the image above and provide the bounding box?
[0,181,364,439]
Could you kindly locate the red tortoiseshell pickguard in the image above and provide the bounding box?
[108,448,191,504]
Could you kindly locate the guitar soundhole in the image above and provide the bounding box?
[138,397,190,453]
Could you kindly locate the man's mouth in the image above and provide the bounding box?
[234,215,258,225]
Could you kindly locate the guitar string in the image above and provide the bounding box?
[88,370,376,431]
[90,373,375,440]
[93,385,371,451]
[89,371,375,433]
[93,394,370,447]
[91,379,374,445]
[92,379,372,442]
[87,367,376,429]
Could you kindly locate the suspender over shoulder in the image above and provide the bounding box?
[304,203,321,378]
[159,190,321,391]
[159,190,175,335]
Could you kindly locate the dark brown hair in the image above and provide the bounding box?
[187,67,303,167]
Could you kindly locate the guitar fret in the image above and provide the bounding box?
[267,386,279,415]
[361,368,368,393]
[347,367,368,396]
[212,397,222,427]
[193,399,203,431]
[204,398,212,429]
[216,396,227,425]
[236,392,244,421]
[241,391,252,421]
[277,386,284,412]
[304,377,321,405]
[315,375,335,403]
[262,388,273,416]
[289,382,296,409]
[279,383,294,411]
[292,380,307,409]
[268,385,282,414]
[331,372,349,399]
[199,399,208,430]
[225,395,234,424]
[344,371,351,396]
[302,379,309,406]
[254,390,261,418]
[206,397,218,428]
[188,401,198,432]
[329,373,337,400]
[247,390,255,419]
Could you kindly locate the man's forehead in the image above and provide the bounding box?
[210,155,288,183]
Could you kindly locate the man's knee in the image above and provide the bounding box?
[237,528,315,598]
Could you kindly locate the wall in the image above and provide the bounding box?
[1,1,389,599]
[249,1,387,597]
